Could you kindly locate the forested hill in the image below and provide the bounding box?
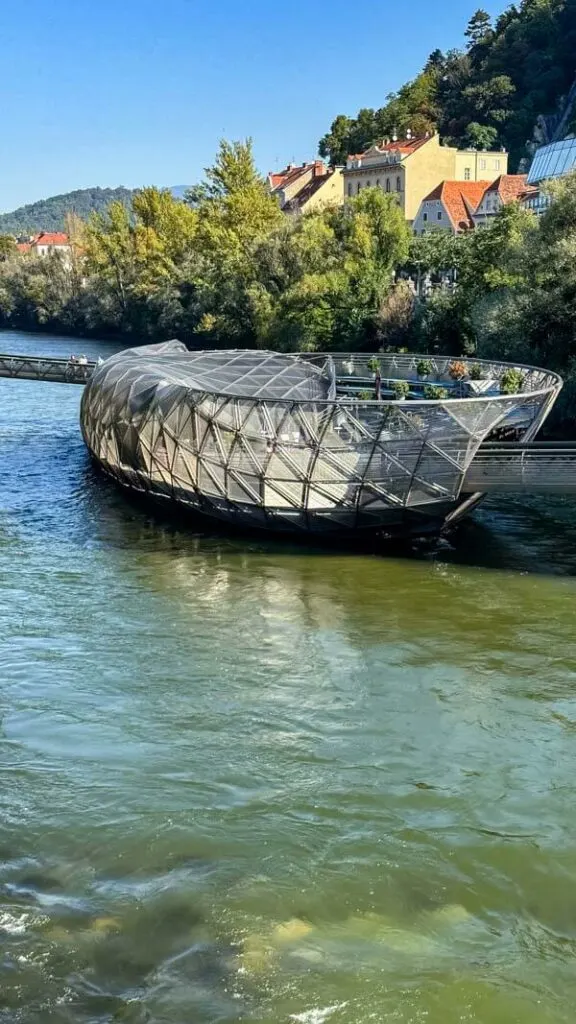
[319,0,576,170]
[0,187,135,235]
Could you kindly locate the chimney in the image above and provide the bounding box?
[314,160,325,177]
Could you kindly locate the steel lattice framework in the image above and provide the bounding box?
[80,341,562,537]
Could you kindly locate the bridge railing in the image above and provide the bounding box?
[0,353,96,384]
[463,442,576,494]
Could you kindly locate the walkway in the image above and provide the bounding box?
[463,442,576,494]
[0,352,95,384]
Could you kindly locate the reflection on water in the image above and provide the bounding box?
[1,331,576,1022]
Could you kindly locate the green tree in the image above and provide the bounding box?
[464,122,499,149]
[0,235,16,261]
[465,9,493,48]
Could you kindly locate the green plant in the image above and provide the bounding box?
[448,360,468,380]
[358,389,374,401]
[367,357,381,373]
[416,358,433,377]
[468,362,484,380]
[423,384,449,400]
[499,368,524,395]
[392,380,410,400]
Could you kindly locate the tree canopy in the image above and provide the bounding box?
[319,0,576,169]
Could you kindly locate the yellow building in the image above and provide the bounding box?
[343,132,508,222]
[269,161,344,215]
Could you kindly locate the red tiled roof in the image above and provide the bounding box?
[32,232,69,246]
[423,180,493,229]
[269,163,323,191]
[483,174,528,204]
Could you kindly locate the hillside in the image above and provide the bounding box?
[319,0,576,170]
[0,187,135,235]
[0,185,190,236]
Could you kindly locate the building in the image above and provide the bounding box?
[269,161,343,213]
[282,167,343,215]
[15,232,73,267]
[343,132,508,222]
[473,175,528,227]
[521,136,576,215]
[31,232,71,258]
[412,180,493,235]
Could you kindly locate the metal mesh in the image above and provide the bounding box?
[80,341,562,536]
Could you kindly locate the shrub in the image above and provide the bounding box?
[468,362,485,380]
[416,358,433,377]
[423,384,449,400]
[392,380,410,400]
[448,360,468,380]
[367,357,381,373]
[358,389,374,401]
[499,368,524,394]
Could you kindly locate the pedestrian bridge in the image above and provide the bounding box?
[463,442,576,495]
[0,351,95,384]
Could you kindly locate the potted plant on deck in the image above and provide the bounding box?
[448,360,468,381]
[392,380,410,401]
[416,358,433,379]
[499,368,524,394]
[423,384,449,400]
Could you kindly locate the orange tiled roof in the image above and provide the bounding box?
[32,232,70,246]
[483,174,528,204]
[423,180,493,229]
[269,163,322,191]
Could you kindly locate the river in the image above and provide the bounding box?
[1,328,576,1024]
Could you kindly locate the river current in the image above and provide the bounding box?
[1,330,576,1023]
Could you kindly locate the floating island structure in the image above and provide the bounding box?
[80,341,562,539]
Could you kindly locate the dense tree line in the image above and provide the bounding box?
[0,187,135,236]
[0,140,575,433]
[319,0,576,169]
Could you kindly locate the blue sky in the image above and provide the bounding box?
[0,0,507,211]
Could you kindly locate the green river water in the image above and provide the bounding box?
[2,330,576,1023]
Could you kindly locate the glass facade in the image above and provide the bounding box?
[527,137,576,185]
[80,342,561,538]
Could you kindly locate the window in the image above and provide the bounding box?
[464,167,471,180]
[423,212,428,222]
[437,211,442,220]
[396,176,401,191]
[356,182,361,194]
[386,179,391,192]
[376,178,380,187]
[494,160,501,170]
[347,183,352,197]
[366,180,371,188]
[480,158,486,170]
